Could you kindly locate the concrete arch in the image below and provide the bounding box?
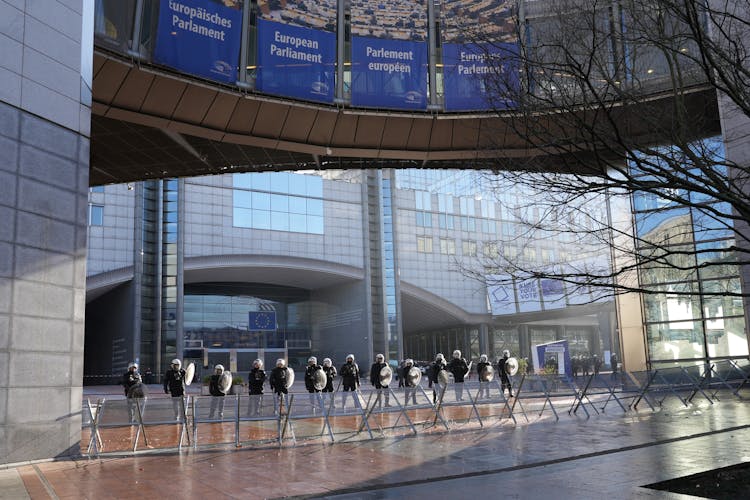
[86,266,134,302]
[184,254,364,290]
[400,281,490,333]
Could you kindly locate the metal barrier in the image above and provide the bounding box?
[81,365,750,457]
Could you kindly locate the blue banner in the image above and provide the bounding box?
[442,42,519,111]
[154,0,243,84]
[256,19,336,103]
[248,311,276,331]
[351,37,427,110]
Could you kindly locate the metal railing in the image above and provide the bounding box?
[82,362,750,457]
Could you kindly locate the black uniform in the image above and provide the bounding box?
[448,357,469,383]
[428,360,447,403]
[322,365,337,392]
[248,367,266,395]
[370,362,390,389]
[593,355,602,375]
[477,361,491,398]
[403,363,418,404]
[122,369,141,397]
[208,373,226,419]
[305,363,323,393]
[209,374,226,397]
[163,368,186,397]
[476,361,491,379]
[164,367,187,420]
[370,361,390,406]
[497,356,513,396]
[269,366,289,395]
[340,360,360,392]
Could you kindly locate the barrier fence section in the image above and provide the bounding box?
[81,362,750,457]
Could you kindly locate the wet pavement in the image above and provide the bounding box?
[2,386,750,499]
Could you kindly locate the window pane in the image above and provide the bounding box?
[89,205,103,225]
[289,196,307,214]
[289,213,306,232]
[271,211,289,231]
[288,174,307,196]
[252,191,270,210]
[306,175,323,196]
[252,172,271,191]
[252,209,270,229]
[307,198,323,216]
[307,215,324,234]
[647,321,705,361]
[270,172,289,193]
[270,194,289,212]
[707,316,748,357]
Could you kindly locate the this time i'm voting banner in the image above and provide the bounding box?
[154,0,243,84]
[442,42,519,111]
[350,37,428,110]
[256,18,336,103]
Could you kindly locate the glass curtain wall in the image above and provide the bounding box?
[161,179,179,366]
[137,181,160,376]
[632,138,749,367]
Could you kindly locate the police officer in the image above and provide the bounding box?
[497,350,513,397]
[448,350,469,401]
[322,358,337,408]
[477,354,491,399]
[269,359,289,396]
[403,358,418,405]
[304,356,323,410]
[122,362,142,422]
[163,358,187,420]
[370,353,391,408]
[247,359,266,416]
[429,353,447,404]
[122,362,141,396]
[340,354,360,408]
[208,364,227,420]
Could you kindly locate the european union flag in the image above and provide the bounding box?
[248,311,276,331]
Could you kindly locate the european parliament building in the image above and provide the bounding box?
[1,0,749,463]
[85,169,621,383]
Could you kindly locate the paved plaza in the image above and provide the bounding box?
[2,385,750,499]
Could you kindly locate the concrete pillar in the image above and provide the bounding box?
[0,0,91,464]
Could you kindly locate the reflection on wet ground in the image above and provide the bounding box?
[4,384,750,499]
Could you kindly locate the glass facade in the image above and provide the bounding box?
[232,172,324,234]
[161,179,179,364]
[137,180,160,373]
[632,138,749,367]
[396,169,619,367]
[381,176,400,362]
[184,283,313,371]
[86,162,747,375]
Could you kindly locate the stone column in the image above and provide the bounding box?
[0,0,91,464]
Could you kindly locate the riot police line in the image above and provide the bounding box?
[84,355,750,456]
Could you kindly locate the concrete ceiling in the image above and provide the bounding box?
[90,49,722,186]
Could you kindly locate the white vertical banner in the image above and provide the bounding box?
[517,278,541,313]
[488,276,517,316]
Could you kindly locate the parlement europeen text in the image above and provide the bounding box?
[366,46,414,74]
